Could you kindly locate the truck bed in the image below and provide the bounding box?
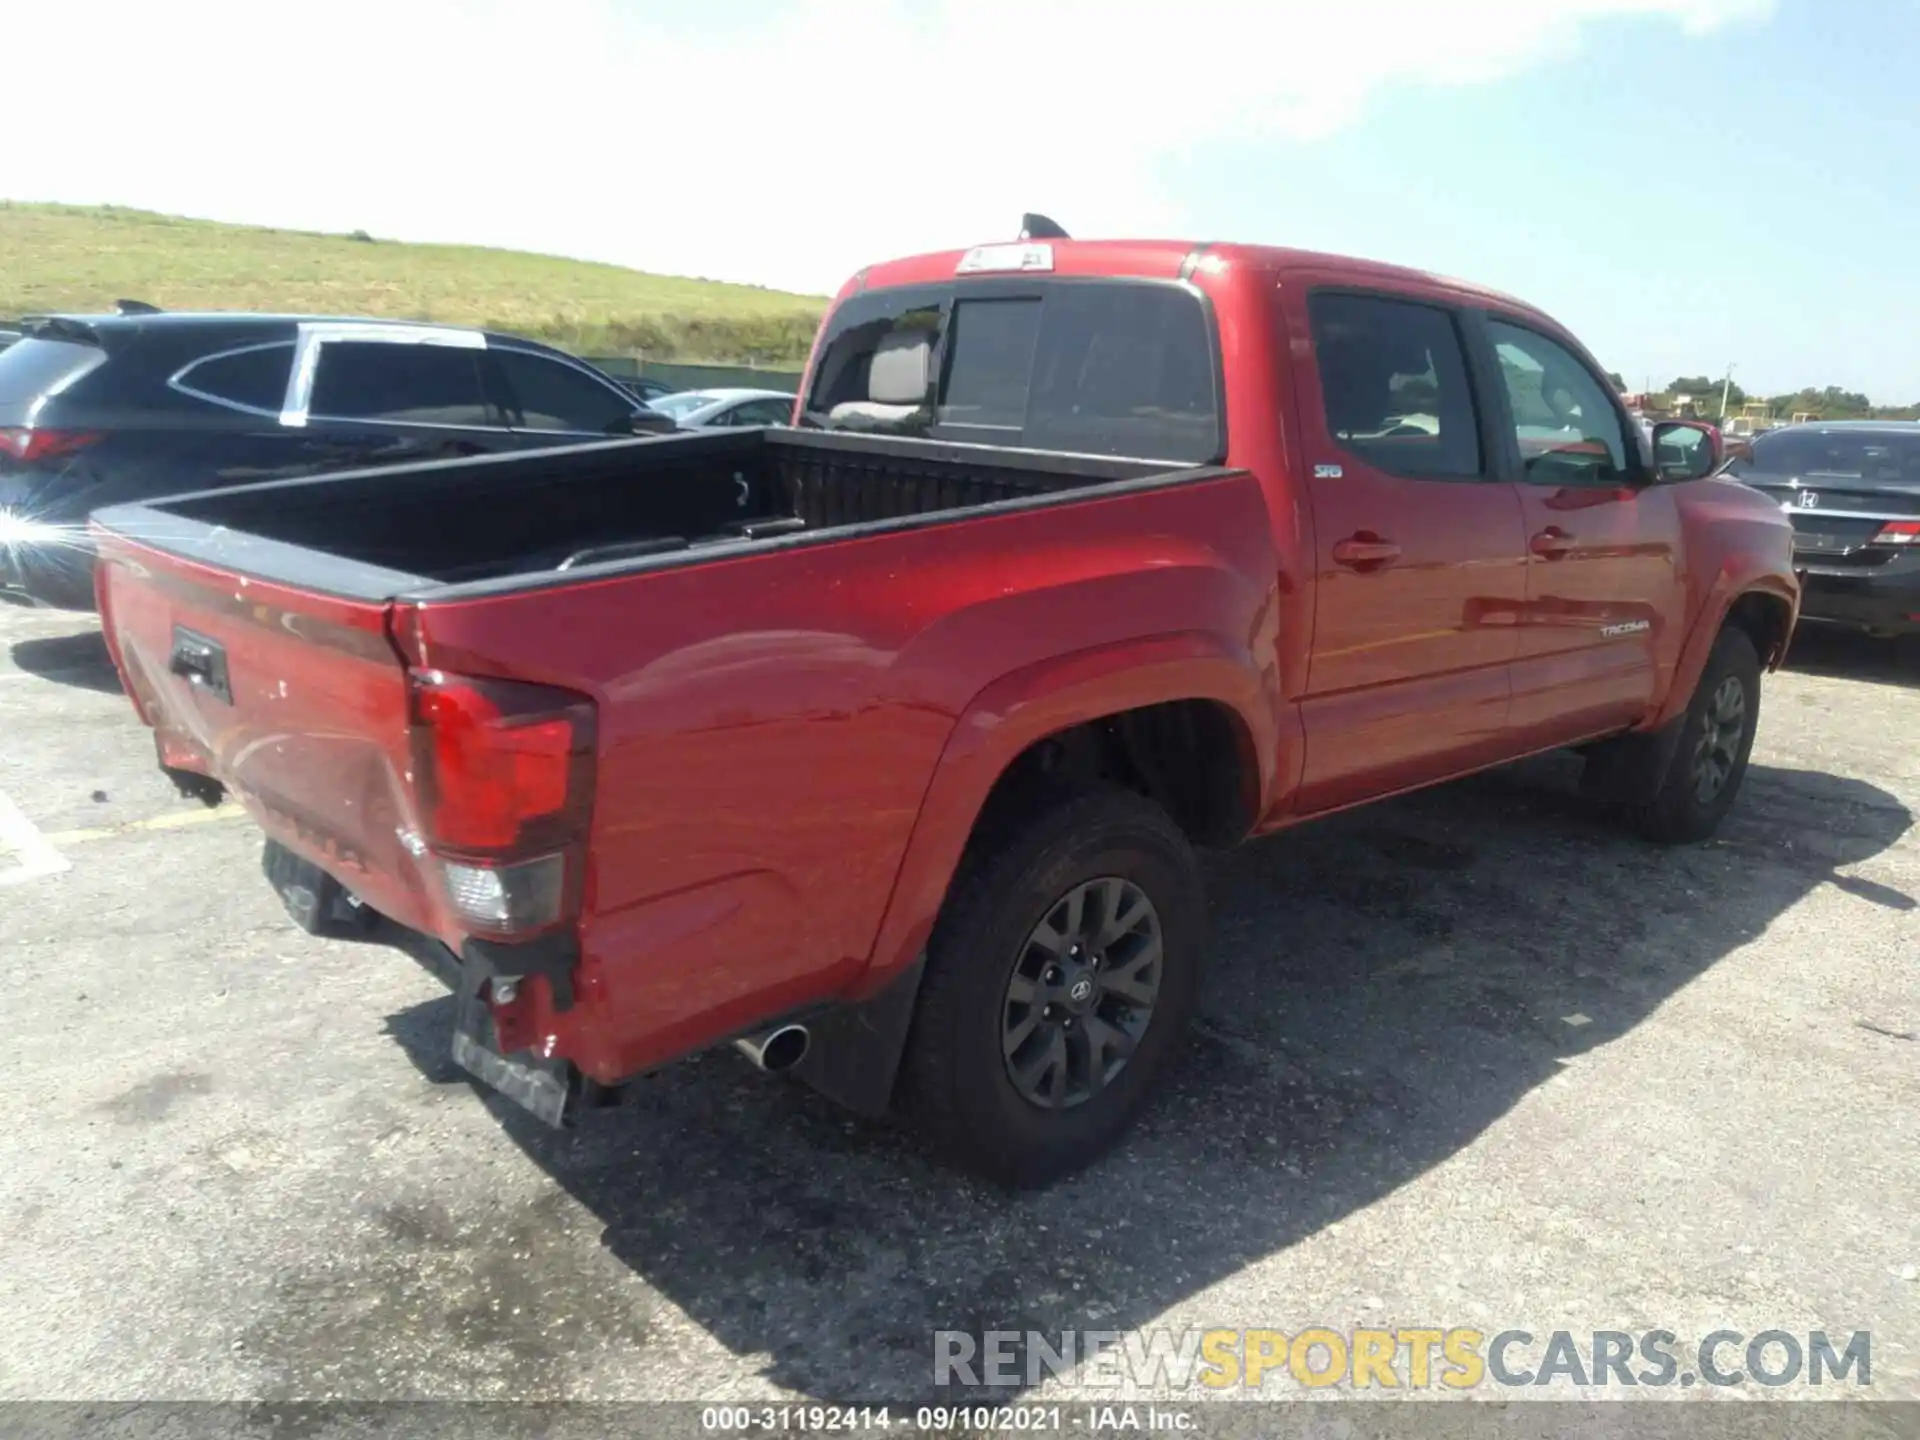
[92,423,1271,1095]
[102,428,1195,599]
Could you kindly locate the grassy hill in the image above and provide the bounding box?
[0,202,828,364]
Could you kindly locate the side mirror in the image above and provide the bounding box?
[610,407,678,436]
[1650,420,1720,483]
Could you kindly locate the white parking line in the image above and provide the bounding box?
[0,791,72,887]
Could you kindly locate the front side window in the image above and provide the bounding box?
[494,350,636,433]
[1486,320,1629,484]
[308,342,495,426]
[1307,292,1483,479]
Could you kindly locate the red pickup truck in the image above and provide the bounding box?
[92,234,1798,1185]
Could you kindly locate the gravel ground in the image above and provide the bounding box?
[1,595,1915,1407]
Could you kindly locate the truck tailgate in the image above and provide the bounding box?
[97,537,443,939]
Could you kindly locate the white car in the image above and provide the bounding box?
[647,387,796,429]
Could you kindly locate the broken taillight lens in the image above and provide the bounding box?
[0,428,101,465]
[408,671,596,937]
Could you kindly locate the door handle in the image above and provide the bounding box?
[1331,534,1402,570]
[1530,527,1575,559]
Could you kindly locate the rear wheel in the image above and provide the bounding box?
[1632,628,1761,843]
[902,787,1205,1187]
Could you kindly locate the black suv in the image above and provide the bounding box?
[0,312,676,609]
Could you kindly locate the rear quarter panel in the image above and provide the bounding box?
[404,471,1283,1082]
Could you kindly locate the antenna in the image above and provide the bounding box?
[1018,213,1070,241]
[115,299,163,315]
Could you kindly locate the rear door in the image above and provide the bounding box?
[292,325,512,465]
[1283,285,1528,813]
[1476,315,1679,745]
[157,339,334,485]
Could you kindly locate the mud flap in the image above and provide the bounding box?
[791,952,927,1118]
[1578,712,1688,806]
[450,976,574,1129]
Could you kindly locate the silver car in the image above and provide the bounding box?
[647,387,796,429]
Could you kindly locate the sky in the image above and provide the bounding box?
[5,0,1917,401]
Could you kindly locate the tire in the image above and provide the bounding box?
[1632,627,1762,843]
[901,786,1206,1187]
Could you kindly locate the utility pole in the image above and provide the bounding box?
[1720,363,1736,420]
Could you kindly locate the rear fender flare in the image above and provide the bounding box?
[861,630,1277,999]
[792,632,1275,1117]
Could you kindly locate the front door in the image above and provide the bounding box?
[486,346,656,447]
[1478,317,1680,746]
[1285,287,1529,815]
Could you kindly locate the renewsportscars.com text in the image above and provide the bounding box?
[934,1327,1872,1391]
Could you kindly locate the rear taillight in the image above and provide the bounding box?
[1871,521,1920,546]
[0,427,100,464]
[408,671,596,938]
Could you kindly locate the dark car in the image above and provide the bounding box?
[0,313,677,610]
[1727,421,1920,638]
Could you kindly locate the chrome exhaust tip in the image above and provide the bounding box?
[733,1023,810,1073]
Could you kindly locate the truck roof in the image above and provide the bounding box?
[851,237,1554,324]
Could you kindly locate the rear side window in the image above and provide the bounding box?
[0,338,107,407]
[807,281,1222,463]
[309,342,495,426]
[1307,293,1483,479]
[174,344,293,414]
[493,350,635,433]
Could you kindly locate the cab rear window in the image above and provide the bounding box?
[804,280,1222,463]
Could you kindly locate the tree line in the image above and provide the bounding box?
[1608,373,1920,423]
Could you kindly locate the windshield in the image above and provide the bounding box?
[648,392,721,419]
[0,336,107,408]
[1737,428,1920,484]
